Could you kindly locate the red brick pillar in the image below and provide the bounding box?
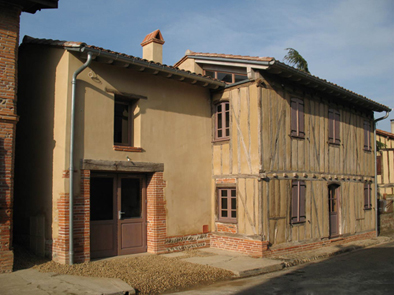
[0,2,21,273]
[147,172,167,253]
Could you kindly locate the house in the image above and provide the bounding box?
[14,30,391,265]
[376,121,394,234]
[0,0,58,273]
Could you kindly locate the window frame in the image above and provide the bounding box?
[204,70,247,84]
[363,120,372,151]
[291,180,306,224]
[290,98,305,139]
[328,108,340,145]
[364,183,372,210]
[217,187,237,223]
[214,101,230,141]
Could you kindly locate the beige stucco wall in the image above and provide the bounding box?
[67,52,212,236]
[176,58,203,75]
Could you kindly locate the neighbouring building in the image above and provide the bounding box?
[376,120,394,234]
[0,0,58,273]
[14,30,391,265]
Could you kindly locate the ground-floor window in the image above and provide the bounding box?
[218,188,237,223]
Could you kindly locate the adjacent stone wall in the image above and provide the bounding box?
[0,2,21,273]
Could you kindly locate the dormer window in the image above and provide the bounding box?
[205,70,247,84]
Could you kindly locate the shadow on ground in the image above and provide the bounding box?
[13,244,50,271]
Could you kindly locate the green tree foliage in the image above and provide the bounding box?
[283,48,310,74]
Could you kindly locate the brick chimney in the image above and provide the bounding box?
[141,29,165,63]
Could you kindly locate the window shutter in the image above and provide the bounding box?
[328,109,334,143]
[334,111,340,144]
[364,121,370,150]
[298,100,305,137]
[299,181,306,222]
[368,184,372,209]
[364,183,369,209]
[377,155,382,175]
[291,181,298,223]
[291,99,298,136]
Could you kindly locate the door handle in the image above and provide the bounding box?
[118,211,125,220]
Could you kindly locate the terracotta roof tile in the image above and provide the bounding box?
[377,129,394,139]
[140,29,165,46]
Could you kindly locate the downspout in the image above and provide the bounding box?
[69,51,93,265]
[374,110,390,237]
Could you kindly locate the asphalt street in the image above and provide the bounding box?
[169,241,394,295]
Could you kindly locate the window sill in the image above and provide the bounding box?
[212,138,230,144]
[328,142,341,146]
[290,135,305,140]
[291,221,306,225]
[113,145,143,152]
[363,149,372,153]
[364,207,373,211]
[217,218,237,224]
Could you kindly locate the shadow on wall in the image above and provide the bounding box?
[0,137,12,251]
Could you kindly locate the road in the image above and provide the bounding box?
[169,241,394,295]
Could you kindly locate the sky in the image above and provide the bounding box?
[20,0,394,131]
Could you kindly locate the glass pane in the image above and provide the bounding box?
[234,74,247,83]
[90,177,113,221]
[225,103,229,111]
[231,198,236,209]
[221,190,227,197]
[217,104,222,113]
[226,128,230,137]
[114,102,129,144]
[121,178,141,218]
[221,210,228,217]
[225,111,230,128]
[205,71,215,78]
[231,211,236,218]
[231,189,236,197]
[218,130,222,137]
[218,113,222,129]
[221,198,227,209]
[217,72,232,83]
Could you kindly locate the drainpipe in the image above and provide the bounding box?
[374,110,390,237]
[69,51,93,265]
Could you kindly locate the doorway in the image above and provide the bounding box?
[90,173,146,259]
[328,184,340,238]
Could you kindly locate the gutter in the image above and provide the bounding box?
[69,51,93,265]
[374,110,391,237]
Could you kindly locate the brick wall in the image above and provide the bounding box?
[211,234,269,257]
[216,222,237,234]
[0,2,21,273]
[164,233,210,252]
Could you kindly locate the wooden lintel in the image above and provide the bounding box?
[82,159,164,172]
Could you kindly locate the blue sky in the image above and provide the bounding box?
[20,0,394,130]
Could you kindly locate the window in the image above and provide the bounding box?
[114,96,137,146]
[364,183,372,210]
[205,70,247,84]
[215,101,230,140]
[363,120,372,151]
[291,180,306,224]
[218,188,237,222]
[290,98,305,138]
[328,109,340,144]
[377,155,382,175]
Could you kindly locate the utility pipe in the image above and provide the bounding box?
[69,51,93,265]
[374,110,390,238]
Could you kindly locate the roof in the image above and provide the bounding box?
[175,50,391,112]
[141,29,165,46]
[21,36,225,90]
[6,0,58,13]
[377,129,394,140]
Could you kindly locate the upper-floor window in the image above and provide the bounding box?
[363,120,372,151]
[205,70,247,84]
[215,101,230,140]
[290,98,305,138]
[328,109,340,144]
[291,180,306,224]
[218,188,237,223]
[114,95,138,146]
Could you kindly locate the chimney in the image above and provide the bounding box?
[141,29,165,63]
[391,119,394,134]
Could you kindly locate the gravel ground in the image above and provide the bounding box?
[14,247,233,294]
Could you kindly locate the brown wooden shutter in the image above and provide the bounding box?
[364,120,370,150]
[298,100,305,138]
[291,181,298,223]
[299,181,306,222]
[291,99,298,137]
[377,155,382,175]
[364,183,369,209]
[334,111,340,144]
[328,109,334,143]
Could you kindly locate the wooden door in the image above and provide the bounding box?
[117,175,147,255]
[90,175,117,259]
[328,184,340,237]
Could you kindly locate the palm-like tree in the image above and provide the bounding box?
[283,48,310,74]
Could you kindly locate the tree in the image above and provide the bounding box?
[283,48,310,74]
